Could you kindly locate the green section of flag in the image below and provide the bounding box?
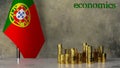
[11,0,34,8]
[3,0,34,32]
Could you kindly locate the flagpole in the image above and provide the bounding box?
[16,48,20,64]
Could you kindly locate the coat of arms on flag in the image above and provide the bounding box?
[9,3,30,28]
[3,0,45,58]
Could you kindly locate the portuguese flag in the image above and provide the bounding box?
[3,0,45,58]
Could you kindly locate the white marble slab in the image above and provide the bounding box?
[0,58,120,68]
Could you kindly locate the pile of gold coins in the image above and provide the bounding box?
[57,43,106,64]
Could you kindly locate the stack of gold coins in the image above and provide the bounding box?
[82,51,86,63]
[87,46,92,64]
[60,54,65,64]
[57,43,63,63]
[77,53,82,64]
[57,43,107,64]
[97,46,104,62]
[65,53,70,64]
[82,43,88,63]
[85,45,89,63]
[65,49,70,64]
[98,52,102,62]
[98,56,101,62]
[93,49,98,62]
[70,48,77,64]
[102,53,106,63]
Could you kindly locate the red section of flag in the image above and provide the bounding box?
[4,5,45,58]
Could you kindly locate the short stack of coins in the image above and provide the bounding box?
[57,43,107,64]
[64,49,70,64]
[102,53,106,62]
[82,43,87,63]
[77,53,82,64]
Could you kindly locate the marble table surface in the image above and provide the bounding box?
[0,58,120,68]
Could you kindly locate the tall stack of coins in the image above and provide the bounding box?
[85,45,89,63]
[82,43,88,63]
[70,48,77,64]
[87,46,92,64]
[57,43,107,64]
[57,43,63,63]
[97,46,105,63]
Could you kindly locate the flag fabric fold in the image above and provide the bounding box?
[3,0,45,58]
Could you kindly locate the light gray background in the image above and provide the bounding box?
[0,0,120,58]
